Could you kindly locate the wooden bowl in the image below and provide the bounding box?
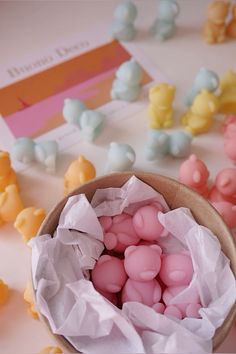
[37,172,236,352]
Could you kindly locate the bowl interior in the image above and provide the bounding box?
[38,172,236,352]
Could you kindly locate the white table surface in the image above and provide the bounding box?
[0,1,236,353]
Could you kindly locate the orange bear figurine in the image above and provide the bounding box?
[14,207,46,243]
[64,155,96,195]
[23,282,39,319]
[0,279,9,305]
[0,184,24,225]
[0,151,18,193]
[203,0,230,44]
[227,4,236,38]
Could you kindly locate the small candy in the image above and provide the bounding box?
[111,1,138,41]
[122,278,162,306]
[12,137,36,164]
[0,184,24,225]
[91,255,127,293]
[80,110,105,142]
[35,141,59,173]
[107,142,136,172]
[0,150,18,193]
[124,244,162,281]
[14,207,46,242]
[62,98,86,125]
[0,279,9,305]
[39,347,62,354]
[23,282,39,320]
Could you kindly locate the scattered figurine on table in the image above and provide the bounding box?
[14,207,46,243]
[111,0,138,41]
[181,89,219,135]
[0,279,9,305]
[218,70,236,114]
[203,0,230,44]
[179,154,210,197]
[148,83,176,129]
[145,130,192,160]
[62,98,87,125]
[185,68,219,107]
[80,110,105,142]
[150,0,180,41]
[23,282,39,320]
[64,155,96,195]
[0,184,24,225]
[107,142,136,172]
[0,151,18,193]
[111,58,143,102]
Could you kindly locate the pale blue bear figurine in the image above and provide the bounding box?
[111,58,143,102]
[62,98,87,125]
[111,0,138,41]
[34,140,59,173]
[185,68,220,106]
[145,130,170,161]
[150,0,180,41]
[12,137,36,164]
[169,131,192,158]
[80,110,105,142]
[107,142,136,172]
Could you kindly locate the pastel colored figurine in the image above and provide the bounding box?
[111,59,143,102]
[111,0,138,41]
[35,140,59,173]
[203,0,230,44]
[145,130,170,160]
[0,184,24,225]
[0,279,9,305]
[179,154,210,197]
[99,213,140,253]
[148,83,176,129]
[122,278,162,307]
[64,155,96,195]
[159,253,194,287]
[169,131,192,158]
[212,201,236,229]
[209,168,236,204]
[227,4,236,38]
[219,70,236,115]
[62,98,87,125]
[185,68,219,107]
[80,110,105,142]
[181,90,219,135]
[124,244,162,281]
[163,285,201,319]
[150,0,180,41]
[12,137,36,164]
[0,151,18,193]
[39,347,62,354]
[91,255,127,293]
[14,207,46,243]
[23,282,39,319]
[107,142,136,172]
[132,204,166,241]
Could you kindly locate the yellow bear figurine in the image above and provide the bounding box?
[148,83,176,129]
[219,70,236,114]
[39,347,63,354]
[64,155,96,195]
[181,90,219,135]
[0,279,9,305]
[0,184,24,225]
[14,207,46,242]
[0,151,18,193]
[23,282,39,320]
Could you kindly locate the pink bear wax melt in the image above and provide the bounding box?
[91,255,127,293]
[132,204,166,241]
[122,278,162,307]
[209,168,236,204]
[99,213,140,253]
[159,253,193,287]
[124,244,162,281]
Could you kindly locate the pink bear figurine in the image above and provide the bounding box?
[99,213,140,253]
[132,204,167,241]
[159,253,194,287]
[122,278,162,308]
[212,201,236,229]
[124,244,162,281]
[209,168,236,204]
[91,255,127,293]
[163,285,201,319]
[179,154,210,197]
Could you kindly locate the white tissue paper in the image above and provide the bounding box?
[30,176,236,353]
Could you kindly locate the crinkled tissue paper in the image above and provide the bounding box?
[30,176,236,353]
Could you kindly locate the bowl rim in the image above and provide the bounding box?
[34,171,236,352]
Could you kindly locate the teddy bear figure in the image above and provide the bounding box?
[0,151,18,193]
[209,167,236,205]
[148,83,176,129]
[181,90,219,135]
[14,207,46,243]
[107,142,136,172]
[0,184,24,225]
[111,0,138,41]
[203,0,230,44]
[227,4,236,38]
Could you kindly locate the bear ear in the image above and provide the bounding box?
[150,244,162,255]
[124,245,137,258]
[189,154,197,163]
[97,255,112,264]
